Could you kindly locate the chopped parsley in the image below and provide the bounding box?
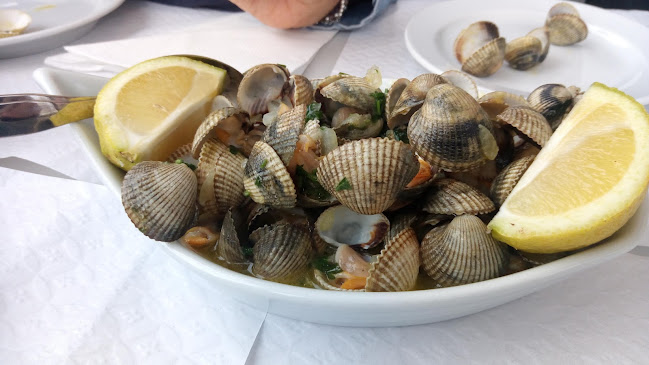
[295,165,331,200]
[242,246,254,258]
[260,159,268,169]
[243,190,251,197]
[255,176,263,187]
[312,256,342,280]
[229,145,240,155]
[392,126,409,144]
[335,177,352,191]
[277,63,287,69]
[370,90,386,122]
[174,159,196,171]
[305,102,325,122]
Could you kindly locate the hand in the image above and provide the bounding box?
[229,0,340,28]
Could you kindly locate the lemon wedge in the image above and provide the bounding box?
[94,56,227,171]
[488,83,649,253]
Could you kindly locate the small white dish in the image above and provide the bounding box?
[405,0,649,105]
[0,0,124,58]
[33,67,647,327]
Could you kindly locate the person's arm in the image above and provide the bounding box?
[229,0,340,29]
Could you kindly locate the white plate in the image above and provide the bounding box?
[405,0,649,105]
[0,0,124,58]
[33,67,647,327]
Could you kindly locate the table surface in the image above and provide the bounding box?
[1,1,649,364]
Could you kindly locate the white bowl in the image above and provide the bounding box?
[33,67,646,327]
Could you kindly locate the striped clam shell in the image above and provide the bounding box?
[366,227,420,292]
[505,36,543,71]
[288,74,314,107]
[166,143,195,164]
[454,21,500,63]
[262,103,307,165]
[408,83,498,172]
[237,63,290,116]
[192,107,248,158]
[546,3,587,46]
[385,78,409,120]
[121,161,198,242]
[195,138,246,218]
[320,76,379,113]
[461,37,506,77]
[497,105,553,147]
[215,207,247,264]
[315,204,390,250]
[527,27,550,63]
[479,91,531,120]
[244,141,297,208]
[385,211,418,244]
[389,73,446,129]
[316,138,419,214]
[422,178,495,215]
[527,84,574,130]
[441,70,479,99]
[420,215,509,286]
[251,223,313,280]
[490,155,535,208]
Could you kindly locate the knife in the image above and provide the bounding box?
[0,94,96,137]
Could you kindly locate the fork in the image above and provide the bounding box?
[0,93,96,137]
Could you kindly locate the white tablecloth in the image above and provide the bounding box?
[1,1,648,364]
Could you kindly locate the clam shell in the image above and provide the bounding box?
[389,73,446,129]
[244,141,297,208]
[192,107,249,158]
[527,27,550,63]
[122,161,198,242]
[422,178,495,215]
[315,205,389,250]
[320,76,378,113]
[441,70,479,99]
[313,270,365,292]
[454,21,500,63]
[385,211,418,244]
[166,143,197,165]
[497,106,553,147]
[237,64,290,116]
[302,118,322,156]
[461,37,506,77]
[420,215,509,286]
[479,91,531,120]
[251,223,313,280]
[332,111,383,140]
[196,138,247,218]
[262,103,307,165]
[316,138,419,214]
[505,36,543,70]
[546,14,588,46]
[366,227,420,292]
[527,83,573,130]
[289,74,314,107]
[215,208,247,264]
[490,155,535,208]
[408,84,498,172]
[385,78,410,118]
[0,9,31,38]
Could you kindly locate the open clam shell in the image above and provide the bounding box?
[454,21,501,63]
[320,76,379,113]
[527,83,574,130]
[479,91,531,120]
[288,74,314,107]
[215,207,248,264]
[262,103,307,166]
[385,78,410,119]
[461,37,506,77]
[0,9,31,38]
[192,107,249,158]
[441,70,479,99]
[389,73,446,129]
[421,215,509,287]
[505,36,543,71]
[315,205,389,250]
[496,106,553,147]
[366,227,420,292]
[546,3,588,46]
[527,27,550,63]
[244,141,297,208]
[422,178,495,216]
[122,161,198,242]
[195,138,247,219]
[237,64,290,116]
[490,155,535,208]
[251,223,313,280]
[408,83,498,172]
[316,138,419,214]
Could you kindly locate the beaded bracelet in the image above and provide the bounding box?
[318,0,349,25]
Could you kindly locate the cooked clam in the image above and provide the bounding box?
[505,36,543,70]
[316,138,419,214]
[215,208,248,264]
[422,178,495,216]
[408,84,498,171]
[315,205,389,250]
[262,103,306,165]
[388,73,446,129]
[527,83,574,130]
[546,2,588,46]
[441,70,479,99]
[366,227,419,292]
[237,64,290,116]
[251,223,313,280]
[122,161,198,242]
[479,91,531,120]
[0,9,31,38]
[243,141,297,208]
[527,27,550,63]
[420,215,509,286]
[490,155,535,208]
[496,105,553,147]
[454,21,506,77]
